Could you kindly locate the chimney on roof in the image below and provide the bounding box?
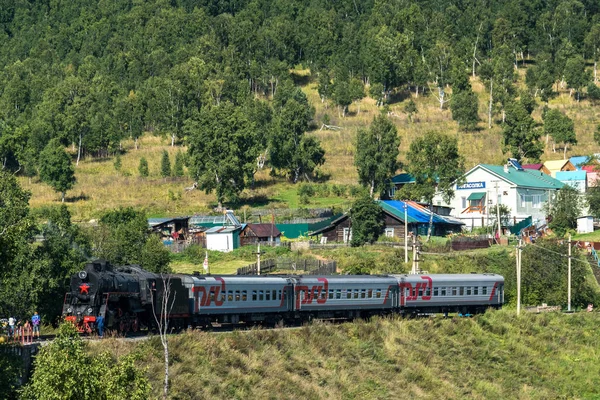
[504,164,509,173]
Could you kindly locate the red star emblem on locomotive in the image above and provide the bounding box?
[79,283,90,294]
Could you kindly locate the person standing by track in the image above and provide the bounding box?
[31,311,40,340]
[96,314,104,338]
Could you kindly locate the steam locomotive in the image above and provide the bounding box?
[62,260,504,333]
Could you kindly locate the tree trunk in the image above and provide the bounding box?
[171,133,175,147]
[426,202,434,242]
[61,191,65,202]
[135,137,139,150]
[488,79,493,129]
[76,132,82,166]
[415,86,419,98]
[163,340,169,400]
[564,143,568,159]
[552,142,556,153]
[370,179,375,198]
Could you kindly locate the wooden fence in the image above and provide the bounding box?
[450,235,491,251]
[236,258,337,275]
[308,241,405,250]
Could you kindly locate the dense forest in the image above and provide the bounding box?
[1,0,600,204]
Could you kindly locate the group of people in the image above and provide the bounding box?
[3,312,41,342]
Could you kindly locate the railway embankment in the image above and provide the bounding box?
[89,310,600,399]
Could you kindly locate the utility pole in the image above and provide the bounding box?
[517,237,522,315]
[253,244,264,275]
[411,238,420,274]
[493,180,502,243]
[568,233,572,312]
[404,202,409,263]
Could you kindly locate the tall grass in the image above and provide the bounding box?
[90,310,600,399]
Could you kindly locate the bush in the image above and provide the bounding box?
[138,157,149,177]
[297,183,315,197]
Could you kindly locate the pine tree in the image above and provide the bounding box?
[173,151,185,177]
[160,150,171,178]
[114,153,122,174]
[138,157,149,178]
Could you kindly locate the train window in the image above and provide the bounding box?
[418,288,423,298]
[466,287,471,296]
[459,287,464,296]
[266,291,271,301]
[228,291,233,301]
[336,290,341,299]
[242,291,247,301]
[474,287,478,296]
[361,289,366,299]
[368,289,373,298]
[482,286,487,295]
[235,291,240,301]
[210,290,215,302]
[278,290,282,300]
[452,287,457,296]
[347,291,352,299]
[329,289,334,299]
[272,290,277,300]
[433,287,438,297]
[354,290,359,299]
[376,289,382,298]
[441,287,446,296]
[425,288,431,297]
[220,293,226,302]
[259,290,264,301]
[252,291,257,301]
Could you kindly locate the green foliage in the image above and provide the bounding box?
[113,153,122,173]
[543,108,576,157]
[545,186,583,237]
[173,151,185,177]
[38,139,76,202]
[404,131,465,205]
[402,99,418,122]
[297,183,315,197]
[0,345,22,399]
[450,88,480,131]
[94,207,171,272]
[586,180,600,219]
[564,55,590,100]
[138,157,149,178]
[350,196,384,247]
[160,150,171,178]
[594,124,600,147]
[354,114,400,197]
[369,82,385,106]
[22,323,150,400]
[502,100,542,162]
[588,82,600,102]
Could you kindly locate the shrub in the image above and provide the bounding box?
[298,183,315,197]
[138,157,149,177]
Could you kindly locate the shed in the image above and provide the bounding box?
[148,216,190,242]
[577,216,594,234]
[205,225,242,252]
[544,159,576,177]
[555,170,587,193]
[240,224,282,246]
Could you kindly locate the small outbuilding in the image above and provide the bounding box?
[577,216,594,234]
[205,225,242,252]
[544,159,576,177]
[240,224,282,246]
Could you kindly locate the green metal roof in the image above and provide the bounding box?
[479,164,564,189]
[467,192,486,200]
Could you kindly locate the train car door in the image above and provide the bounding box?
[284,284,294,311]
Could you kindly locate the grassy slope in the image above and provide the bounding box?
[91,311,600,399]
[19,72,600,221]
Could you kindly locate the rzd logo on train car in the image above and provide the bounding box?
[400,276,432,305]
[193,277,226,311]
[295,278,328,308]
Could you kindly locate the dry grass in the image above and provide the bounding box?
[19,71,600,220]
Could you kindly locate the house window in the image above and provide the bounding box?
[389,187,396,198]
[532,195,542,209]
[461,197,467,208]
[384,228,394,237]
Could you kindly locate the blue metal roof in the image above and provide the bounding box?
[569,156,589,170]
[379,200,463,225]
[555,171,587,181]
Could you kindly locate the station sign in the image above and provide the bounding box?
[457,181,486,190]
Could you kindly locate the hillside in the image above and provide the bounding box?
[90,311,600,399]
[0,0,599,218]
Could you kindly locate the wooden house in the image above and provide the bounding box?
[240,224,282,246]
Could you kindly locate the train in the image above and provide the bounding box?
[62,260,505,333]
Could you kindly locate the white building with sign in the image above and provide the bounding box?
[433,160,564,230]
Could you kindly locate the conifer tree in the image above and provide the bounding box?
[160,150,171,178]
[138,157,149,177]
[173,151,185,177]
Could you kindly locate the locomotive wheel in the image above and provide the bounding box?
[132,318,139,332]
[119,320,126,333]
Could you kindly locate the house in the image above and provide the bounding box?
[555,171,587,193]
[569,156,592,170]
[386,173,415,198]
[240,224,282,246]
[543,159,576,177]
[308,201,463,243]
[206,225,242,252]
[581,165,599,188]
[523,163,551,175]
[433,160,564,230]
